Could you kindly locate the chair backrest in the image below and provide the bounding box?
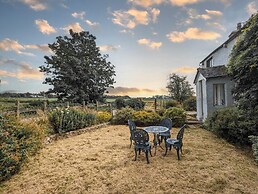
[176,124,186,143]
[128,120,136,134]
[133,129,149,146]
[160,118,172,131]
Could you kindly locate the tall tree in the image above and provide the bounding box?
[166,73,194,103]
[227,13,258,114]
[40,30,116,103]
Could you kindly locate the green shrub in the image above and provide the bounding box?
[96,111,112,123]
[48,108,96,133]
[165,100,181,109]
[132,110,161,127]
[249,136,258,164]
[126,99,145,110]
[205,107,257,145]
[0,115,44,182]
[114,97,126,109]
[111,107,134,125]
[164,107,186,127]
[183,96,196,111]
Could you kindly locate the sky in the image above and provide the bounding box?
[0,0,257,97]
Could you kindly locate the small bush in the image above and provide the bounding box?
[132,110,161,127]
[164,107,186,127]
[165,100,181,109]
[0,115,44,182]
[126,99,145,110]
[111,107,135,125]
[96,111,112,123]
[48,108,96,133]
[249,136,258,164]
[205,107,257,145]
[183,96,196,111]
[114,97,126,109]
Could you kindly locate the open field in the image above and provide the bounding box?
[1,125,258,194]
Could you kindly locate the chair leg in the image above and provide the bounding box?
[134,148,137,161]
[176,148,180,160]
[164,144,168,156]
[139,149,141,155]
[145,150,150,164]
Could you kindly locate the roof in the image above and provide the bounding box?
[199,29,241,64]
[193,65,228,83]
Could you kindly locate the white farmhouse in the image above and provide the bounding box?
[194,23,243,121]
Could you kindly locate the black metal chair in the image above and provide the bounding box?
[133,129,152,164]
[158,118,172,145]
[128,120,137,148]
[164,124,186,160]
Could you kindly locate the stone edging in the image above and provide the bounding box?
[44,122,110,144]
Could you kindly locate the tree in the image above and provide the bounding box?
[166,73,194,103]
[40,29,116,103]
[227,13,258,115]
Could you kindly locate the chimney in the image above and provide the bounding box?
[237,22,242,30]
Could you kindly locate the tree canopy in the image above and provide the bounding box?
[166,73,194,103]
[40,30,116,103]
[227,13,258,114]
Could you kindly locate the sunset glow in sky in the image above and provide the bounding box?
[0,0,257,97]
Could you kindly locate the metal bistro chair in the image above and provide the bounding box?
[158,118,173,145]
[164,124,186,160]
[133,129,152,164]
[128,120,137,148]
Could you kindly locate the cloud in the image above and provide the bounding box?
[25,44,52,53]
[19,0,47,11]
[246,1,258,15]
[99,45,121,52]
[0,80,8,85]
[85,19,99,27]
[169,0,202,7]
[63,22,84,33]
[71,11,86,19]
[128,0,164,8]
[138,38,162,49]
[150,8,160,23]
[35,19,57,35]
[112,8,158,29]
[188,9,222,20]
[207,22,226,31]
[175,66,196,74]
[0,38,34,56]
[106,86,166,96]
[0,57,43,80]
[167,28,221,42]
[219,0,231,6]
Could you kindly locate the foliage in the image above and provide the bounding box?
[165,100,181,109]
[227,13,258,135]
[111,107,134,125]
[205,107,258,145]
[48,108,96,133]
[164,107,186,127]
[183,96,197,111]
[114,97,126,109]
[249,136,258,164]
[126,98,145,110]
[96,111,112,123]
[0,115,44,182]
[166,73,194,103]
[132,110,161,127]
[40,29,116,103]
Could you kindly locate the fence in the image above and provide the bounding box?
[0,100,113,118]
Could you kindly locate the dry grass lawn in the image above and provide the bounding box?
[1,125,258,194]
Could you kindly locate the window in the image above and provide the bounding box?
[206,57,213,67]
[213,84,225,106]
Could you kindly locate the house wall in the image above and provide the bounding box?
[195,73,207,121]
[205,77,234,119]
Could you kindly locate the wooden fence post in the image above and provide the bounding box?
[154,98,157,112]
[109,103,113,117]
[66,102,69,108]
[82,101,86,110]
[96,101,99,111]
[43,101,47,112]
[16,100,20,118]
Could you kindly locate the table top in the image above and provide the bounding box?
[143,126,169,133]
